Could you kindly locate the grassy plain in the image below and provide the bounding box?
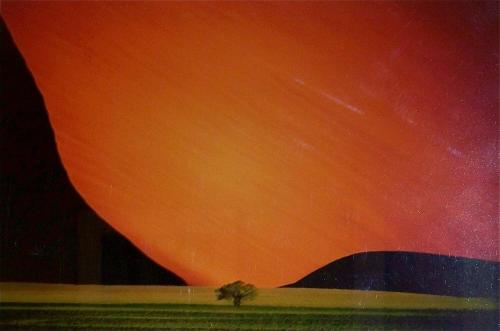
[0,283,497,330]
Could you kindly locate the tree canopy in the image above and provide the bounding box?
[215,280,257,307]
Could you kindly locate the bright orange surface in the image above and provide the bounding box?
[3,2,498,286]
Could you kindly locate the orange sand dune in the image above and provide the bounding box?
[3,2,498,286]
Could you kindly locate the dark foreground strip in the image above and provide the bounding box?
[0,303,497,331]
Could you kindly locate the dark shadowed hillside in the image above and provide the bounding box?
[285,251,498,298]
[0,19,185,286]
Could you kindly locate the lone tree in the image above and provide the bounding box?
[215,280,257,307]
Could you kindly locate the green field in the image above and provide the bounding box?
[0,283,497,330]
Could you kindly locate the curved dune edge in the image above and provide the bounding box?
[2,2,498,286]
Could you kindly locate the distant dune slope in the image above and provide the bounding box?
[284,251,499,298]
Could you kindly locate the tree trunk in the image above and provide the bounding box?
[233,296,241,307]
